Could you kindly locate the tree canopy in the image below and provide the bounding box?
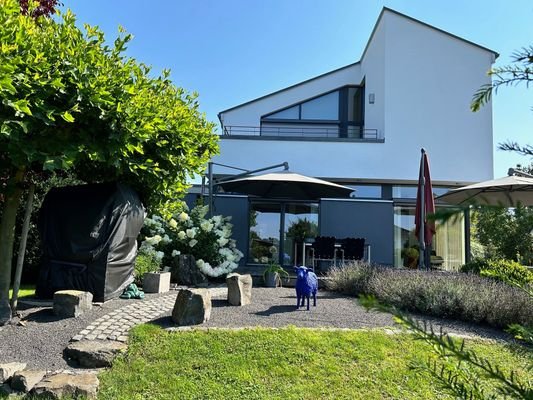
[0,0,218,205]
[0,0,218,323]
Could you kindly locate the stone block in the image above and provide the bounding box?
[53,290,93,318]
[0,362,26,383]
[226,273,252,306]
[11,370,46,392]
[32,372,99,399]
[171,254,208,286]
[171,289,211,326]
[142,272,171,294]
[64,340,127,368]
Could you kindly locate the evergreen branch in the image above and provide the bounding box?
[498,142,533,157]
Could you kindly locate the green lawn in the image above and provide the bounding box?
[98,325,531,400]
[8,285,35,299]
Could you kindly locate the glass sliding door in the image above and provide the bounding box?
[283,203,319,266]
[248,201,319,267]
[393,206,465,270]
[248,203,281,264]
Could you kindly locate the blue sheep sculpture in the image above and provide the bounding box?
[295,266,318,310]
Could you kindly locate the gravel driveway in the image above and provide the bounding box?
[0,287,511,372]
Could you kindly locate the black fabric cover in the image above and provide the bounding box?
[36,182,145,302]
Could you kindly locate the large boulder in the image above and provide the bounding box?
[172,289,211,325]
[226,273,252,306]
[53,290,93,318]
[171,254,208,286]
[32,372,99,399]
[11,370,46,393]
[64,340,127,368]
[0,362,26,383]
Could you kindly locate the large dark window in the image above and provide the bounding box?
[248,201,319,267]
[261,84,364,138]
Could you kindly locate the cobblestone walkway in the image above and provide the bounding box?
[71,287,227,343]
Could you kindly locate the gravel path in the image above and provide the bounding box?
[0,287,512,372]
[0,292,169,370]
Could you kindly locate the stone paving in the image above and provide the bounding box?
[70,287,227,342]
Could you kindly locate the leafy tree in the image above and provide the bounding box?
[0,0,218,323]
[473,205,533,264]
[19,0,61,17]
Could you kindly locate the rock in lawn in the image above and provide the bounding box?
[226,273,252,306]
[53,290,93,318]
[11,370,46,392]
[64,340,127,368]
[32,372,99,399]
[0,362,26,383]
[172,289,211,325]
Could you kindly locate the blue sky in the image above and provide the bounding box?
[65,0,533,178]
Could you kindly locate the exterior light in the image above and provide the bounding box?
[369,93,375,104]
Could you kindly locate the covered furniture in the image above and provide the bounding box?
[36,182,145,302]
[339,237,366,262]
[309,236,337,270]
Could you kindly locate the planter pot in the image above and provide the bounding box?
[264,272,279,288]
[143,272,171,293]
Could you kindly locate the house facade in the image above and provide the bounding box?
[192,8,497,272]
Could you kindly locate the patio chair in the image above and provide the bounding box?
[340,237,365,261]
[309,236,336,271]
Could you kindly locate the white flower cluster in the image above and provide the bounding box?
[139,204,243,278]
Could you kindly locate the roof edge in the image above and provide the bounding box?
[361,7,499,61]
[218,61,361,117]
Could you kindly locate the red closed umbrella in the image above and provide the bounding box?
[415,149,436,270]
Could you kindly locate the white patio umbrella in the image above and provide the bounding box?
[218,171,354,200]
[438,174,533,206]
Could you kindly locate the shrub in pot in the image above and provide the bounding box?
[263,262,289,287]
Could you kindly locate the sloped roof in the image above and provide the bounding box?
[219,7,498,118]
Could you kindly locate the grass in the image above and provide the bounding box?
[98,325,531,400]
[8,284,35,299]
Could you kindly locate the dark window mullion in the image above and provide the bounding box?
[339,87,348,138]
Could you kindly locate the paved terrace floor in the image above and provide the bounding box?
[0,287,510,371]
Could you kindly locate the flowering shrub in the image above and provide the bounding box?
[140,204,243,277]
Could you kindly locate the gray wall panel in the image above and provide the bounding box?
[319,199,394,265]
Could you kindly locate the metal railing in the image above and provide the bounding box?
[222,125,381,141]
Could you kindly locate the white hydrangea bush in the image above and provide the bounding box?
[140,204,243,277]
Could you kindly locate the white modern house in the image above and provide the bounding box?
[190,7,497,272]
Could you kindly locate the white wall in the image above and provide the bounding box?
[219,63,362,127]
[215,9,495,184]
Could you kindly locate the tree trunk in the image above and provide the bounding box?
[0,169,25,325]
[10,182,35,314]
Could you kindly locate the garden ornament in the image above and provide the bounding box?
[295,266,318,310]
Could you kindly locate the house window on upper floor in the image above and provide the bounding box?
[392,186,454,199]
[347,86,364,124]
[265,105,300,120]
[300,92,339,120]
[260,84,367,139]
[263,91,340,122]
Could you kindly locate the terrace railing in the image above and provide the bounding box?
[221,125,381,141]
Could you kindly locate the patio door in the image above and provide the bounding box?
[248,201,318,267]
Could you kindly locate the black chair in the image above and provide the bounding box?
[340,237,365,261]
[310,236,336,271]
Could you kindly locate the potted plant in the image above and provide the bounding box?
[401,246,419,269]
[263,261,289,287]
[135,250,171,293]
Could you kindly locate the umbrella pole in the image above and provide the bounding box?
[418,151,426,270]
